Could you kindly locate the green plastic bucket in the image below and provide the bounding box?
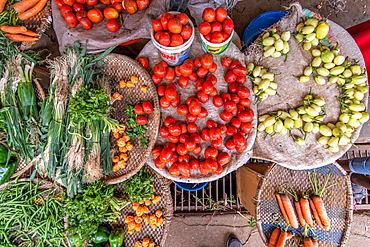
[200,30,233,55]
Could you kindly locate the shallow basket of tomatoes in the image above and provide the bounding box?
[101,54,161,184]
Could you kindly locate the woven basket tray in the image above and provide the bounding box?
[101,54,160,184]
[255,163,352,247]
[67,165,173,247]
[0,178,67,247]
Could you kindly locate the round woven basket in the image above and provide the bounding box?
[66,165,173,247]
[0,178,67,247]
[101,53,160,184]
[255,163,352,247]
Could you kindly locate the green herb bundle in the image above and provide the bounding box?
[64,180,130,244]
[0,178,67,247]
[124,100,149,149]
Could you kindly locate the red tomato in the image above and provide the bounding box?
[170,152,178,163]
[171,94,180,108]
[178,76,188,88]
[137,57,148,69]
[194,57,201,68]
[217,152,230,165]
[158,32,171,46]
[219,124,227,135]
[220,111,232,122]
[238,110,254,123]
[221,32,229,42]
[103,7,118,19]
[160,97,170,108]
[166,143,177,153]
[223,18,234,34]
[229,83,239,93]
[152,19,163,32]
[202,8,215,22]
[192,144,202,155]
[231,117,241,128]
[211,22,222,33]
[224,100,236,112]
[209,63,217,73]
[186,113,197,123]
[152,146,162,157]
[231,94,240,104]
[160,147,173,162]
[176,143,187,156]
[181,25,192,41]
[134,104,144,115]
[205,147,218,159]
[123,0,137,14]
[178,154,189,163]
[76,10,86,21]
[209,87,218,97]
[177,104,188,116]
[170,34,184,47]
[237,85,250,99]
[226,126,237,136]
[237,104,245,114]
[189,159,200,170]
[157,85,165,97]
[179,123,187,134]
[160,12,174,31]
[201,128,211,142]
[101,0,111,5]
[164,116,176,127]
[174,66,182,77]
[199,107,208,118]
[233,65,248,77]
[185,139,196,151]
[76,0,85,3]
[160,127,169,138]
[209,127,221,140]
[163,68,175,82]
[155,157,166,169]
[221,93,231,103]
[169,162,180,176]
[142,101,153,114]
[56,0,65,8]
[60,5,73,17]
[202,80,214,95]
[87,8,103,23]
[199,162,209,174]
[63,0,75,6]
[239,98,251,107]
[240,122,252,134]
[179,134,189,143]
[211,32,223,43]
[225,138,235,150]
[230,60,242,70]
[86,0,98,6]
[215,163,223,175]
[199,22,211,36]
[152,74,162,84]
[236,76,246,84]
[79,17,92,29]
[136,0,149,10]
[106,19,119,32]
[190,133,201,143]
[213,96,223,108]
[168,135,179,143]
[136,116,148,125]
[221,57,232,68]
[215,7,227,23]
[154,31,161,42]
[187,123,198,133]
[195,79,204,92]
[233,133,246,147]
[206,74,217,85]
[65,13,78,27]
[204,33,211,42]
[196,67,208,78]
[179,64,192,77]
[204,158,218,173]
[153,64,166,78]
[197,91,209,103]
[178,161,191,178]
[201,53,213,70]
[112,2,123,12]
[73,3,84,12]
[225,71,237,83]
[231,108,238,116]
[168,124,181,136]
[183,59,194,69]
[188,72,198,82]
[188,101,201,116]
[236,144,247,152]
[206,120,217,128]
[177,13,189,25]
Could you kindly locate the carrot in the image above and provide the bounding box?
[300,197,313,227]
[275,225,290,247]
[18,0,47,20]
[268,228,280,247]
[309,199,324,228]
[294,200,306,227]
[280,194,299,229]
[23,30,37,37]
[14,0,40,13]
[0,0,7,13]
[286,232,293,240]
[0,26,27,34]
[276,193,290,225]
[312,195,330,230]
[312,239,318,247]
[304,238,314,247]
[4,34,39,42]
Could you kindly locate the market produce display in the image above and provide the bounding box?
[199,7,233,43]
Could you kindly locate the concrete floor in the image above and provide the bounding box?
[164,211,370,246]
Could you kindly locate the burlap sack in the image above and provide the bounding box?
[249,2,368,169]
[52,0,169,53]
[142,30,258,183]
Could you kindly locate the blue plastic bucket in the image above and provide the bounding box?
[242,11,289,49]
[174,181,208,192]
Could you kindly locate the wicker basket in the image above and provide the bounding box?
[102,54,160,184]
[255,163,352,247]
[66,165,173,247]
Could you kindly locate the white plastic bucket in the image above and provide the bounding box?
[151,11,195,66]
[200,30,234,55]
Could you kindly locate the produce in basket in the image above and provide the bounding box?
[135,238,155,247]
[152,12,192,47]
[257,28,291,59]
[199,7,233,43]
[295,17,329,49]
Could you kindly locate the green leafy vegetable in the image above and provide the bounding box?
[121,166,154,202]
[124,99,149,148]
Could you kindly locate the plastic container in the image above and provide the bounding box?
[151,11,195,66]
[174,181,208,191]
[200,19,234,56]
[242,11,289,49]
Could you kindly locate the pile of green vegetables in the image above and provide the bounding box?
[0,178,66,247]
[124,99,149,149]
[65,166,154,246]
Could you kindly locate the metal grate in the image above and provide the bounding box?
[170,171,246,214]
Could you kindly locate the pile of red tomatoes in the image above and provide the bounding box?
[199,7,234,43]
[152,12,192,47]
[56,0,149,32]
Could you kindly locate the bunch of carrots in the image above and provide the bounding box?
[269,170,341,246]
[0,25,38,42]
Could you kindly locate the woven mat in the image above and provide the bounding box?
[102,54,160,184]
[249,2,368,169]
[143,29,258,183]
[256,163,352,247]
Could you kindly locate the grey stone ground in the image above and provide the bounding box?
[164,211,370,246]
